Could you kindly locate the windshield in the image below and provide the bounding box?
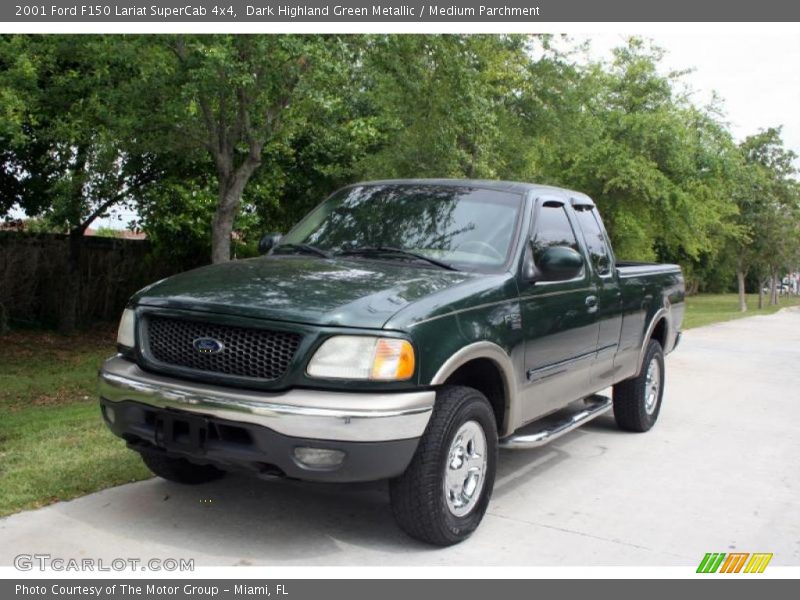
[278,184,523,270]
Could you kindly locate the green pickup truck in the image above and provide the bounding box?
[100,179,684,545]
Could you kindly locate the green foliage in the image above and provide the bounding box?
[91,227,121,238]
[2,34,798,292]
[135,167,217,265]
[153,35,378,262]
[726,126,800,300]
[527,40,744,271]
[356,35,530,179]
[0,36,166,230]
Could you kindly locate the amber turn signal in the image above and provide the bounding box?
[370,339,415,381]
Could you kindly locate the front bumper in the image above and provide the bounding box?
[99,356,434,482]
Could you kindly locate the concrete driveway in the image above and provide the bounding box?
[2,308,799,566]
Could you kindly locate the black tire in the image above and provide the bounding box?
[139,451,225,484]
[389,385,498,546]
[613,339,665,432]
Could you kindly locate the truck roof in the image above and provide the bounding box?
[350,178,593,203]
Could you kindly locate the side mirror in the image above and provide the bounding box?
[258,233,282,255]
[535,246,584,282]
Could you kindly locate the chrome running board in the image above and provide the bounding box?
[499,395,612,450]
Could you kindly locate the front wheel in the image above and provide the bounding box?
[389,386,498,546]
[613,339,665,432]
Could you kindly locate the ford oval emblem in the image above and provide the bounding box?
[193,337,225,354]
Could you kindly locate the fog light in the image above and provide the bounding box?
[102,404,115,424]
[293,447,346,468]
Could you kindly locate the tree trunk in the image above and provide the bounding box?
[211,199,237,264]
[58,144,90,333]
[736,269,747,312]
[770,270,779,306]
[210,162,260,264]
[758,277,766,309]
[768,272,775,306]
[58,229,84,334]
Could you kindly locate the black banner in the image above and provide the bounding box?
[3,580,799,600]
[4,0,800,22]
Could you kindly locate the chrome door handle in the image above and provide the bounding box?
[585,295,598,313]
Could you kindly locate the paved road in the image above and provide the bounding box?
[2,308,799,566]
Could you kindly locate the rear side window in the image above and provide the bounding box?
[574,207,612,275]
[532,203,581,263]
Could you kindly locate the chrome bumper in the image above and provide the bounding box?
[98,356,434,443]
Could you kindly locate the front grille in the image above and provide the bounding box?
[145,316,301,381]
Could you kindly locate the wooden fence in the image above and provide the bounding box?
[0,232,196,329]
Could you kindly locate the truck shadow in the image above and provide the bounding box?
[48,417,619,562]
[493,415,619,498]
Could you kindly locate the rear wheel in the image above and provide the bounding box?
[613,339,665,432]
[389,386,497,546]
[140,451,225,484]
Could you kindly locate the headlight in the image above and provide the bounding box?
[117,308,136,348]
[307,336,415,381]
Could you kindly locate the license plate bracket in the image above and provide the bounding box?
[155,411,209,454]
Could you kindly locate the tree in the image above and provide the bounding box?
[524,38,742,287]
[0,35,167,331]
[733,128,799,311]
[4,33,800,331]
[164,35,362,264]
[357,35,531,180]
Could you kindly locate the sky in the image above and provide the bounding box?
[9,32,800,230]
[577,32,800,158]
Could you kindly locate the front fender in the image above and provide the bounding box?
[409,306,524,437]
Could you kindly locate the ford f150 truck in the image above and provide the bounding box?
[99,179,684,545]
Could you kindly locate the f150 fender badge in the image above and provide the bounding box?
[504,313,522,330]
[193,337,225,354]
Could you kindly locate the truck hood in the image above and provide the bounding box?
[132,255,482,329]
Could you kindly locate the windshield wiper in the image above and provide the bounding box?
[336,246,459,271]
[272,243,331,258]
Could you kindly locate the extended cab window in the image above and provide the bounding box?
[532,203,581,263]
[574,206,612,275]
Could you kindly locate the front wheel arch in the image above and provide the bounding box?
[430,341,516,436]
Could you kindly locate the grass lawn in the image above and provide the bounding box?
[0,328,150,518]
[682,293,800,330]
[0,292,798,518]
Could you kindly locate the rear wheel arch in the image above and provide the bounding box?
[636,308,669,376]
[650,316,667,349]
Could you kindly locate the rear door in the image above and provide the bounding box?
[518,197,600,423]
[571,200,623,389]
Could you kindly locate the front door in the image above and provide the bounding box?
[519,198,599,423]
